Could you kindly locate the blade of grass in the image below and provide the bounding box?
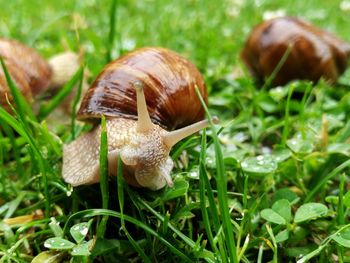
[4,192,26,219]
[299,82,313,139]
[195,86,238,263]
[337,174,345,262]
[261,44,292,90]
[28,12,69,45]
[117,157,152,263]
[306,159,350,202]
[63,209,193,262]
[106,0,118,62]
[171,136,199,160]
[125,187,155,259]
[266,224,278,263]
[38,67,84,119]
[71,67,85,139]
[1,123,25,179]
[338,174,346,225]
[199,129,222,260]
[281,83,295,146]
[97,116,109,238]
[38,121,62,157]
[0,128,4,187]
[0,57,36,122]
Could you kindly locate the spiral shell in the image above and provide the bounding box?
[77,47,207,130]
[0,38,52,108]
[241,17,350,86]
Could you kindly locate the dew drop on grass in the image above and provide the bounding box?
[66,188,73,197]
[44,243,52,248]
[188,171,199,179]
[241,155,278,174]
[257,155,264,161]
[80,227,88,236]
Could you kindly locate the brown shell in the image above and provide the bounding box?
[0,38,52,108]
[78,47,207,130]
[240,17,350,86]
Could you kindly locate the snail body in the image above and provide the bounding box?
[0,38,80,110]
[62,47,213,190]
[241,17,350,86]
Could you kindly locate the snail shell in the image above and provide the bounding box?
[78,47,207,130]
[63,47,210,190]
[241,17,350,86]
[0,38,81,110]
[0,38,52,108]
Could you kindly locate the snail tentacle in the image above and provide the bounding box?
[163,116,219,148]
[135,81,154,132]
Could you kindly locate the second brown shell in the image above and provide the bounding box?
[77,47,207,131]
[0,38,52,108]
[240,17,350,86]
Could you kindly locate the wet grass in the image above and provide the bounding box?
[1,0,350,262]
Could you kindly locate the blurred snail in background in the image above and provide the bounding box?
[62,47,217,190]
[0,38,83,111]
[240,16,350,86]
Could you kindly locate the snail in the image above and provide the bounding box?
[62,47,217,190]
[0,38,81,111]
[240,16,350,86]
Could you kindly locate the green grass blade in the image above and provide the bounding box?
[299,82,313,139]
[1,123,25,178]
[0,57,36,122]
[97,116,109,238]
[117,158,152,263]
[195,86,238,263]
[63,209,193,262]
[261,44,292,90]
[38,66,84,119]
[0,128,4,185]
[281,83,295,146]
[71,67,85,139]
[38,121,62,156]
[106,0,118,62]
[305,159,350,202]
[337,174,345,225]
[199,129,221,258]
[125,187,155,258]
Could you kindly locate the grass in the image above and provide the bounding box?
[1,0,350,262]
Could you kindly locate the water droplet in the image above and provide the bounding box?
[257,155,264,161]
[73,226,80,231]
[44,243,52,248]
[66,188,73,197]
[187,171,199,179]
[60,242,65,246]
[80,227,88,236]
[258,161,264,165]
